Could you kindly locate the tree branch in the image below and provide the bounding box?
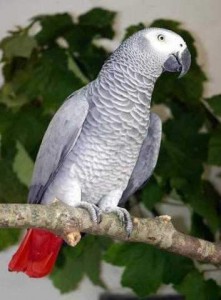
[0,201,221,265]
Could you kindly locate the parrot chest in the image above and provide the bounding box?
[62,77,151,203]
[70,124,148,203]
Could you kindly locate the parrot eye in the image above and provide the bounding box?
[157,34,165,41]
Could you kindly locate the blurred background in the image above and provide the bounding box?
[1,0,221,96]
[0,1,221,299]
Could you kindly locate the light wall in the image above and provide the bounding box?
[0,0,221,96]
[0,1,220,299]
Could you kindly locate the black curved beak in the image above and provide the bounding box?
[163,48,191,78]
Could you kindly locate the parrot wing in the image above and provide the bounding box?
[28,88,89,204]
[120,112,162,205]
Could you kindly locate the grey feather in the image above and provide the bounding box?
[28,88,89,203]
[120,112,162,204]
[27,27,190,221]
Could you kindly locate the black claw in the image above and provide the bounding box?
[125,220,133,237]
[94,206,102,224]
[97,213,102,224]
[126,225,132,238]
[117,208,133,237]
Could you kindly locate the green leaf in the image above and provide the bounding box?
[76,45,109,80]
[0,159,28,204]
[105,243,164,297]
[33,13,74,45]
[0,229,21,251]
[208,126,221,165]
[0,105,49,160]
[105,243,196,296]
[191,212,214,241]
[104,243,133,267]
[12,47,83,113]
[141,177,163,210]
[63,24,96,52]
[79,8,116,38]
[51,236,105,293]
[64,8,115,58]
[65,34,110,80]
[2,56,29,83]
[175,271,220,300]
[162,252,194,285]
[84,237,106,287]
[155,102,209,196]
[121,246,164,297]
[0,158,28,250]
[157,138,203,193]
[51,246,84,293]
[13,141,34,187]
[0,33,37,59]
[67,55,89,84]
[186,181,221,233]
[0,83,28,108]
[205,94,221,118]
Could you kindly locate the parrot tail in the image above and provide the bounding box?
[8,228,63,278]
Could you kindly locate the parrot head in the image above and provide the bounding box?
[114,27,191,78]
[143,28,191,77]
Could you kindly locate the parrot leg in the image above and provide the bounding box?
[45,179,102,223]
[98,189,133,236]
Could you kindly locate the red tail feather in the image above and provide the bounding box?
[8,228,63,278]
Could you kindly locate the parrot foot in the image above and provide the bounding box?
[77,202,102,224]
[104,207,133,237]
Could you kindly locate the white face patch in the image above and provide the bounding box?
[144,28,186,56]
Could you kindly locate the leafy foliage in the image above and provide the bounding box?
[51,235,110,293]
[205,94,221,117]
[105,243,195,296]
[175,271,221,300]
[105,243,165,296]
[0,7,221,298]
[208,125,221,166]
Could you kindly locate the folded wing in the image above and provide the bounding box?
[28,89,89,204]
[120,112,162,204]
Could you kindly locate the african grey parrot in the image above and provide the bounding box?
[9,28,191,277]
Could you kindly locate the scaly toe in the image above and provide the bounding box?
[103,207,133,237]
[77,202,102,224]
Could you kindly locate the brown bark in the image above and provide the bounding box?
[0,201,221,265]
